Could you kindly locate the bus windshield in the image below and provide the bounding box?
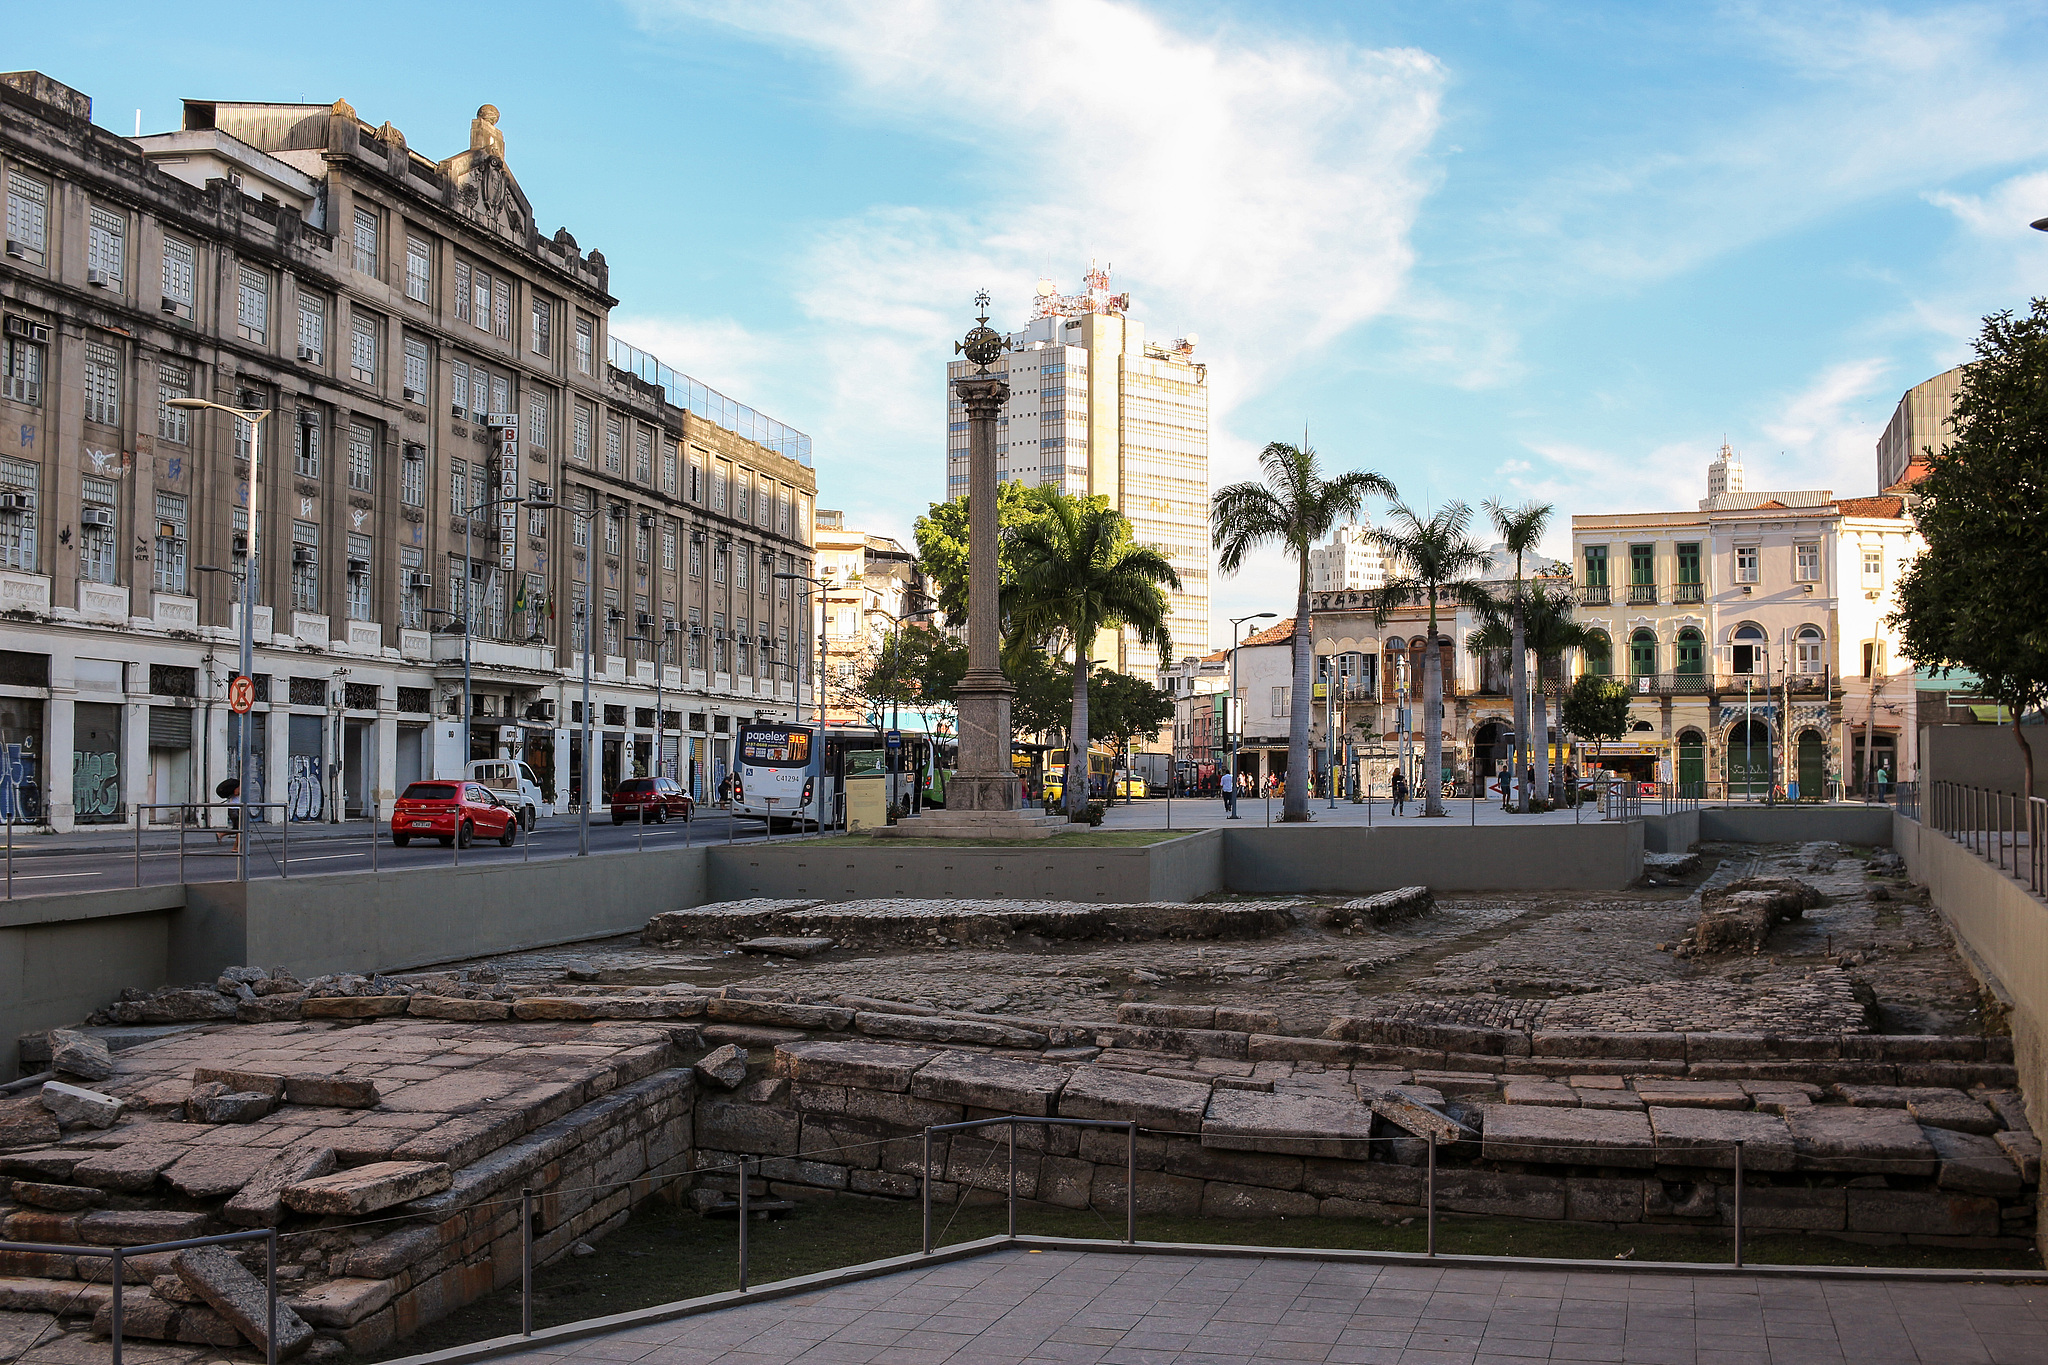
[741,726,811,767]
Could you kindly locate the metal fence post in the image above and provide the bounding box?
[737,1157,750,1291]
[636,800,644,853]
[133,814,142,887]
[520,1187,534,1335]
[110,1246,123,1365]
[280,805,290,878]
[1007,1122,1017,1238]
[1125,1122,1137,1245]
[5,814,10,899]
[1425,1133,1437,1256]
[265,1228,278,1365]
[369,810,379,873]
[178,811,186,884]
[1732,1140,1745,1268]
[921,1129,933,1254]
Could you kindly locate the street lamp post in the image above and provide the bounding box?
[1227,613,1277,820]
[168,398,271,880]
[865,603,937,813]
[775,571,832,828]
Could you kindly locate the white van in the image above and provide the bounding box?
[466,759,544,829]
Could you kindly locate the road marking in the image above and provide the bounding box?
[9,870,105,880]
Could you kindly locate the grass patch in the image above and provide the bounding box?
[798,829,1186,848]
[364,1195,2040,1360]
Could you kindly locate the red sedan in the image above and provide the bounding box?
[610,777,695,825]
[391,781,519,848]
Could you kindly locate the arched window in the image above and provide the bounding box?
[1583,630,1612,676]
[1732,622,1766,675]
[1795,624,1824,675]
[1675,627,1704,675]
[1727,718,1771,795]
[1677,728,1706,795]
[1629,628,1658,677]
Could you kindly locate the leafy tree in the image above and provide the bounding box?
[1522,583,1595,801]
[1089,669,1177,803]
[1560,675,1631,767]
[1213,442,1395,822]
[1008,646,1075,739]
[912,482,1102,629]
[1367,501,1490,816]
[1889,299,2048,799]
[1003,496,1179,816]
[1486,499,1553,813]
[851,624,964,731]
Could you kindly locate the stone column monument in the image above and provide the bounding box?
[886,294,1059,839]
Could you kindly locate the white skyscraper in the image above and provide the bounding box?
[1708,443,1745,498]
[945,267,1211,677]
[1309,521,1386,592]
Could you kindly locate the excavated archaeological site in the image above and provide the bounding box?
[0,839,2040,1362]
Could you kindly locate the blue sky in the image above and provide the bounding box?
[17,1,2048,648]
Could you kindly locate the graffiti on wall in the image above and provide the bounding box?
[286,754,323,821]
[73,750,120,818]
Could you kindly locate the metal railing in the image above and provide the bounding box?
[1579,585,1611,606]
[1928,780,2045,896]
[0,1228,278,1365]
[921,1116,1140,1253]
[1672,583,1704,604]
[1628,672,1712,695]
[1626,584,1658,605]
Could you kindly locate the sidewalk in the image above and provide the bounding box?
[1095,793,1891,830]
[0,803,690,856]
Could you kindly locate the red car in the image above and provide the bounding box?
[391,781,519,848]
[610,777,695,825]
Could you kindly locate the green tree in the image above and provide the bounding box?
[1212,442,1396,822]
[1008,646,1076,738]
[1890,299,2048,799]
[851,624,965,731]
[1003,496,1180,817]
[1366,501,1490,817]
[1523,583,1594,801]
[1486,499,1553,813]
[912,482,1100,628]
[1560,675,1631,768]
[1089,670,1177,804]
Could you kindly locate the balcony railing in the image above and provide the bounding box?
[1579,585,1610,606]
[1626,672,1711,695]
[1672,582,1704,604]
[1627,584,1658,605]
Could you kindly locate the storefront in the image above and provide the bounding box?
[71,701,123,824]
[286,713,325,821]
[0,695,45,823]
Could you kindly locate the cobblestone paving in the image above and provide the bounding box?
[438,841,1987,1038]
[476,1246,2048,1365]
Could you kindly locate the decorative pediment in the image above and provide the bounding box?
[438,104,535,247]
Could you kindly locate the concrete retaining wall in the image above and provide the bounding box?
[1642,812,1699,854]
[0,885,185,1079]
[1896,812,2048,1135]
[706,838,1205,903]
[1220,823,1645,895]
[1697,806,1896,846]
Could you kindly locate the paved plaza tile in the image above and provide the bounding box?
[483,1248,2048,1365]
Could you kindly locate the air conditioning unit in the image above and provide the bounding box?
[86,269,110,287]
[402,442,425,461]
[403,387,425,403]
[691,530,705,544]
[158,520,180,540]
[79,507,115,528]
[160,297,180,314]
[689,623,704,636]
[451,401,466,418]
[607,504,625,520]
[4,317,49,343]
[347,557,371,575]
[0,492,27,513]
[292,547,314,566]
[408,571,433,590]
[296,346,319,362]
[297,408,318,427]
[636,612,654,630]
[527,699,556,722]
[232,534,249,556]
[3,241,24,258]
[638,511,653,529]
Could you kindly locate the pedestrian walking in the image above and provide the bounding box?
[1221,768,1237,817]
[1391,769,1408,816]
[214,777,240,846]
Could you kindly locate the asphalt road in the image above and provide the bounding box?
[0,809,783,893]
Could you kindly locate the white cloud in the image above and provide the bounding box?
[1756,356,1892,496]
[625,0,1448,644]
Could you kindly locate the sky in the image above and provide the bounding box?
[16,0,2048,650]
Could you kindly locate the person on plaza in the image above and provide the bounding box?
[214,777,240,846]
[1220,767,1236,816]
[1875,763,1891,804]
[1391,769,1408,816]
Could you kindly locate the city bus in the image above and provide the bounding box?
[732,721,942,830]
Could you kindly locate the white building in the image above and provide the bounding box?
[1308,521,1385,592]
[944,266,1210,678]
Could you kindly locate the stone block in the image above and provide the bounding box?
[1993,1128,2041,1184]
[1907,1093,2001,1135]
[1565,1177,1643,1223]
[848,1168,923,1198]
[1532,1030,1686,1059]
[798,1114,889,1170]
[406,995,513,1021]
[1215,1008,1281,1034]
[3,1211,81,1242]
[341,1225,443,1280]
[1922,1126,2024,1195]
[1117,1003,1216,1028]
[300,996,411,1019]
[0,1096,61,1147]
[830,1086,964,1130]
[510,997,688,1021]
[283,1160,452,1215]
[911,1051,1068,1116]
[1437,1168,1567,1219]
[1201,1088,1375,1159]
[1879,1035,1984,1061]
[1785,1105,1937,1176]
[78,1209,209,1245]
[696,1099,801,1155]
[133,988,237,1024]
[187,1088,275,1124]
[1036,1154,1095,1208]
[190,1067,286,1099]
[175,1246,314,1356]
[853,1012,1046,1048]
[1717,1184,1844,1231]
[7,1181,104,1210]
[0,1151,78,1181]
[1846,1187,2000,1238]
[1478,1104,1655,1168]
[775,1040,937,1091]
[290,1276,397,1329]
[1058,1066,1210,1131]
[1087,1166,1204,1217]
[1896,1062,2018,1089]
[70,1144,183,1192]
[237,995,304,1023]
[1161,1141,1303,1189]
[46,1030,114,1081]
[39,1081,122,1129]
[1632,1081,1750,1110]
[1646,1107,1795,1171]
[1246,1034,1354,1064]
[1362,1087,1466,1144]
[737,937,835,958]
[694,1044,750,1090]
[1503,1080,1578,1107]
[223,1147,338,1227]
[1200,1181,1318,1217]
[704,998,855,1030]
[755,1155,849,1190]
[163,1145,273,1199]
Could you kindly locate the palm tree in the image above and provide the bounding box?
[1367,501,1491,817]
[1004,495,1179,818]
[1524,582,1594,803]
[1212,442,1396,822]
[1485,500,1553,814]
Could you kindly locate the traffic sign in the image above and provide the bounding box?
[885,729,902,752]
[228,675,255,714]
